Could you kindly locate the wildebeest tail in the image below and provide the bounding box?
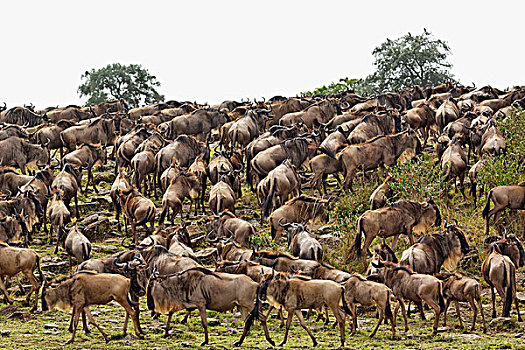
[262,177,277,218]
[36,254,44,284]
[385,290,393,318]
[146,280,155,311]
[341,288,352,315]
[503,263,514,317]
[352,217,364,258]
[438,281,446,313]
[482,189,493,219]
[82,242,90,262]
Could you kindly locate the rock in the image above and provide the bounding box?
[0,305,21,315]
[489,317,520,331]
[515,332,523,338]
[7,311,33,321]
[195,247,217,264]
[44,323,60,329]
[319,234,342,248]
[443,334,480,340]
[317,225,332,234]
[0,330,11,336]
[92,244,118,253]
[517,292,525,302]
[41,261,68,270]
[207,318,219,326]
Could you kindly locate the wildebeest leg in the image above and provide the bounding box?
[442,299,451,327]
[398,299,409,332]
[459,173,466,200]
[164,312,173,337]
[82,309,90,333]
[64,307,81,345]
[490,286,497,318]
[89,168,98,193]
[392,234,400,248]
[0,277,11,304]
[477,295,487,332]
[198,306,209,346]
[370,304,383,338]
[349,302,357,336]
[279,309,294,347]
[132,222,137,245]
[360,234,377,270]
[74,194,80,219]
[85,310,109,343]
[417,301,426,320]
[454,300,463,328]
[296,310,317,346]
[23,269,40,312]
[515,289,522,322]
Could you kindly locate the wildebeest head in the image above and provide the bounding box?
[420,197,441,228]
[41,279,73,312]
[491,234,525,268]
[445,221,470,255]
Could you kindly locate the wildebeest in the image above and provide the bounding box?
[279,100,341,128]
[353,198,441,268]
[482,182,525,235]
[400,221,470,274]
[343,274,395,338]
[208,175,237,214]
[155,134,209,186]
[436,97,460,132]
[482,246,522,321]
[110,168,131,226]
[252,251,321,276]
[440,137,467,199]
[146,267,263,346]
[131,144,159,196]
[2,106,47,126]
[159,172,201,224]
[0,136,49,174]
[258,159,301,219]
[64,225,91,268]
[60,115,120,152]
[34,120,76,159]
[0,214,28,243]
[0,190,44,236]
[119,187,156,244]
[206,210,254,248]
[51,163,81,218]
[216,260,272,283]
[347,112,401,144]
[435,273,487,332]
[48,189,71,253]
[41,271,144,344]
[478,120,506,156]
[0,124,29,141]
[372,260,445,334]
[250,135,318,188]
[0,241,43,311]
[228,107,271,148]
[338,130,421,192]
[369,174,392,210]
[63,143,106,193]
[404,103,436,147]
[188,154,208,215]
[166,109,229,141]
[253,272,347,347]
[488,234,525,269]
[268,195,330,241]
[279,221,323,261]
[115,126,152,171]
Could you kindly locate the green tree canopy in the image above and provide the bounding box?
[302,78,365,97]
[78,63,164,108]
[365,29,455,94]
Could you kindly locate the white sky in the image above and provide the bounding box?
[1,1,523,108]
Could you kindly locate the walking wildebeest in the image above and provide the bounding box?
[353,198,441,269]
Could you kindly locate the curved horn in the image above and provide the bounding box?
[121,237,135,249]
[278,218,293,228]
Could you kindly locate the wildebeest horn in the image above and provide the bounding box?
[121,237,135,249]
[234,162,244,173]
[278,218,293,228]
[112,259,127,269]
[42,137,51,148]
[180,219,187,228]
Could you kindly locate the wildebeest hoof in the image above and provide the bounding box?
[200,341,208,346]
[267,339,275,346]
[233,340,242,347]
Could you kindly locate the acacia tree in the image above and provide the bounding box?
[78,63,164,108]
[365,29,456,94]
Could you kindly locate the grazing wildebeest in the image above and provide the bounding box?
[41,271,144,344]
[440,137,467,199]
[216,260,272,283]
[435,273,487,332]
[60,115,120,152]
[343,274,396,338]
[482,245,522,321]
[0,241,43,311]
[166,108,229,141]
[268,195,330,241]
[252,251,320,276]
[353,198,441,269]
[372,260,445,334]
[369,174,392,210]
[206,210,254,248]
[482,182,525,235]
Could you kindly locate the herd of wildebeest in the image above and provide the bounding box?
[0,81,524,347]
